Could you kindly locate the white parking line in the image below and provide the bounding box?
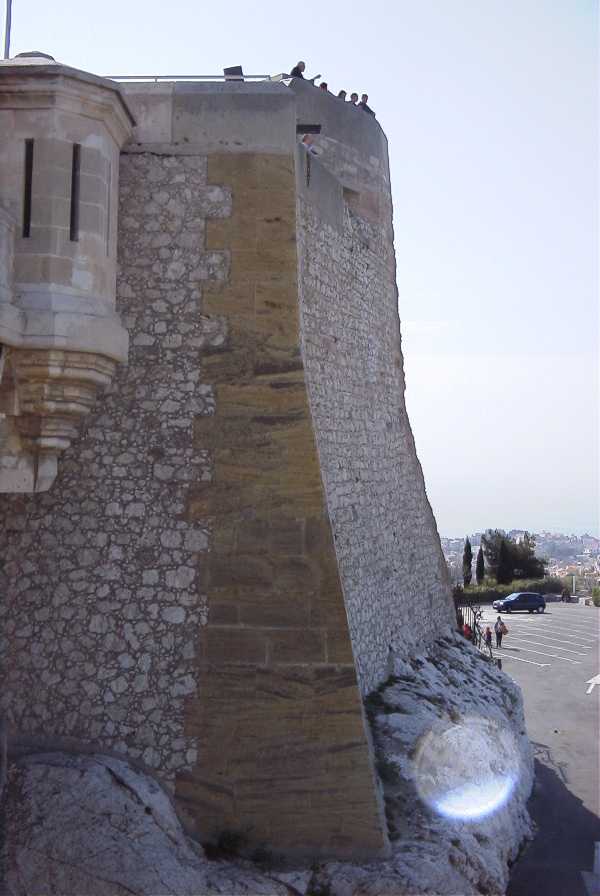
[507,637,590,657]
[532,618,599,633]
[538,615,599,627]
[515,626,598,642]
[492,630,593,650]
[492,652,550,667]
[486,619,598,641]
[498,645,581,664]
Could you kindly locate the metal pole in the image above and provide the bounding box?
[3,0,12,59]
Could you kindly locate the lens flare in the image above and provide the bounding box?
[412,715,519,821]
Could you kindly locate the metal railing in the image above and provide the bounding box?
[105,74,275,83]
[454,592,496,664]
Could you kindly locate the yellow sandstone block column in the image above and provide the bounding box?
[175,152,389,860]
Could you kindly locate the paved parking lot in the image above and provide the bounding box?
[480,602,599,671]
[479,604,600,896]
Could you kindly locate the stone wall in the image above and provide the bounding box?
[0,79,453,860]
[175,150,388,859]
[0,151,228,779]
[297,153,454,695]
[0,137,390,859]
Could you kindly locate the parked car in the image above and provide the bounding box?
[492,592,546,613]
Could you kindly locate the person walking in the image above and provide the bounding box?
[484,626,493,650]
[494,616,507,648]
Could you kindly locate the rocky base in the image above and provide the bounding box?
[0,636,534,896]
[315,633,535,896]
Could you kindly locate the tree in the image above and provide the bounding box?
[476,546,485,585]
[462,537,473,587]
[497,539,513,585]
[482,529,548,582]
[481,529,506,579]
[512,532,547,579]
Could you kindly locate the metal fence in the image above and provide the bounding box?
[105,74,276,83]
[454,591,496,664]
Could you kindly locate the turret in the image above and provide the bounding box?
[0,52,134,491]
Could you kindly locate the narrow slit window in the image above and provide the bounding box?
[22,139,34,238]
[69,143,81,242]
[105,161,111,255]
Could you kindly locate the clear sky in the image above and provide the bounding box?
[5,0,598,537]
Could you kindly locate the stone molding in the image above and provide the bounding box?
[0,60,135,146]
[0,346,117,491]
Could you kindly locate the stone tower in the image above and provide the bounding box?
[0,53,133,491]
[0,59,454,859]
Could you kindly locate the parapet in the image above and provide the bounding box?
[289,78,390,184]
[122,80,296,153]
[121,77,389,189]
[0,53,134,491]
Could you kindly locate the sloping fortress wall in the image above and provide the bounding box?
[0,63,454,858]
[292,83,452,694]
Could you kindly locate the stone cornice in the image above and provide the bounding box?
[0,66,135,146]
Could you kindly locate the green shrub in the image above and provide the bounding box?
[376,754,401,784]
[364,691,386,716]
[592,586,600,598]
[307,882,333,896]
[463,577,566,603]
[593,594,600,608]
[216,829,247,855]
[251,846,274,866]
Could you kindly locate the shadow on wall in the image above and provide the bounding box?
[507,754,600,896]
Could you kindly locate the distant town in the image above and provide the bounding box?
[441,531,600,585]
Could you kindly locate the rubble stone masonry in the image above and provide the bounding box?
[298,174,453,695]
[0,152,229,776]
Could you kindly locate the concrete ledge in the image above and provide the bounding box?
[123,81,296,154]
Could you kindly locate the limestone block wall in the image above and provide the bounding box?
[296,151,454,695]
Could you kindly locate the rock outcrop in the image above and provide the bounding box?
[315,634,535,896]
[1,637,534,896]
[0,752,288,896]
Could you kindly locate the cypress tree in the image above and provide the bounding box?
[462,537,473,587]
[476,546,485,585]
[497,538,513,585]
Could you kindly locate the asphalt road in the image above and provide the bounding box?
[478,603,600,896]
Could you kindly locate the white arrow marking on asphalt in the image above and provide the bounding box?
[586,674,600,695]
